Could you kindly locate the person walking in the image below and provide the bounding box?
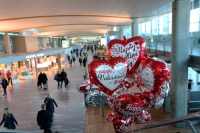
[76,51,79,57]
[44,93,58,117]
[79,56,82,66]
[2,76,8,96]
[38,72,43,88]
[83,57,87,68]
[37,104,53,133]
[0,108,18,130]
[60,69,67,88]
[72,56,76,64]
[54,71,61,88]
[6,70,12,86]
[70,58,73,67]
[67,55,70,62]
[42,73,48,90]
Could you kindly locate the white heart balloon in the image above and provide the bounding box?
[137,64,154,92]
[110,42,140,71]
[96,63,127,90]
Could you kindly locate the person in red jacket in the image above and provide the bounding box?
[6,70,12,86]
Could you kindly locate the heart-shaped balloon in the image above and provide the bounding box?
[107,36,146,73]
[108,84,129,109]
[89,57,128,95]
[112,117,133,133]
[136,57,170,95]
[113,93,150,118]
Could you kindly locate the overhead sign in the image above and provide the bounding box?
[26,53,44,59]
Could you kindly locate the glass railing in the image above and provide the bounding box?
[0,130,33,133]
[126,111,200,133]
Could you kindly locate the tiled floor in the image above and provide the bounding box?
[0,50,92,133]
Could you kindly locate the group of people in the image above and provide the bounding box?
[0,93,58,133]
[37,72,48,89]
[54,69,69,88]
[68,49,88,68]
[78,56,87,68]
[37,93,58,133]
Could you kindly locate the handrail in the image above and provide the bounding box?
[126,111,200,133]
[0,129,33,133]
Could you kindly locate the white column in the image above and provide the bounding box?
[131,20,139,37]
[4,33,12,54]
[34,58,38,77]
[171,0,190,127]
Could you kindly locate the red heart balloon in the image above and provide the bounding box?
[107,36,146,73]
[112,116,133,133]
[136,57,170,95]
[113,93,150,118]
[88,57,128,95]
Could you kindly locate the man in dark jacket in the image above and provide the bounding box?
[38,72,43,88]
[2,77,8,96]
[54,71,61,88]
[79,57,82,66]
[60,69,67,88]
[37,104,52,133]
[42,73,48,90]
[83,57,87,68]
[0,108,18,129]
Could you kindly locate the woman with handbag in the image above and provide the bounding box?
[0,108,18,129]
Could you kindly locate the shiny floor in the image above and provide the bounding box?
[0,51,91,133]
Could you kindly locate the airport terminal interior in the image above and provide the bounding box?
[0,0,200,133]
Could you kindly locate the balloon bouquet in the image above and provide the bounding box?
[77,36,170,133]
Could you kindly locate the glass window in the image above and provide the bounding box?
[190,8,199,32]
[146,21,151,34]
[139,23,142,35]
[163,15,169,34]
[152,18,158,35]
[169,13,172,34]
[159,16,164,34]
[141,23,145,34]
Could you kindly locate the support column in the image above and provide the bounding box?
[171,0,190,127]
[42,37,46,48]
[57,54,61,69]
[118,28,124,40]
[52,38,56,48]
[4,33,12,54]
[131,21,139,37]
[34,58,38,77]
